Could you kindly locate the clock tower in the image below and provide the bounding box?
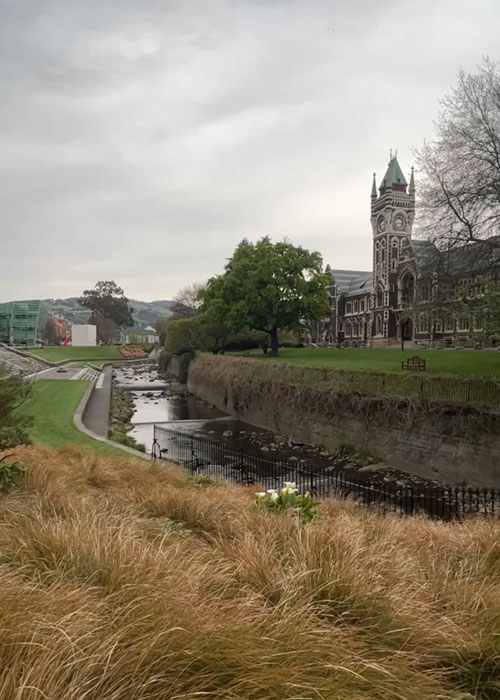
[370,154,415,342]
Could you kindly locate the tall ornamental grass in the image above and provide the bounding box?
[0,444,498,699]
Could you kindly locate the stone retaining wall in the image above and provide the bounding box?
[187,354,500,487]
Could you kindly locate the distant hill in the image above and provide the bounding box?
[42,297,174,327]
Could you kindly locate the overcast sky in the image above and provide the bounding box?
[1,0,499,302]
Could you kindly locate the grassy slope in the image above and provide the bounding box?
[0,445,498,699]
[17,379,127,457]
[28,346,124,362]
[235,347,500,376]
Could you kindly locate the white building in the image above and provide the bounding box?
[71,324,97,346]
[119,326,159,345]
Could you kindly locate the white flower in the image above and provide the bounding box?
[270,491,279,502]
[266,488,278,495]
[284,482,296,489]
[255,492,266,498]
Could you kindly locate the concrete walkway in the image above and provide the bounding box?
[82,365,112,437]
[29,366,82,380]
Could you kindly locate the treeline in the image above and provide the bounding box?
[161,315,300,356]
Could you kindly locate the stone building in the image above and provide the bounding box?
[322,155,500,347]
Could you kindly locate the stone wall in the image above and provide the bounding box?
[188,354,500,487]
[163,352,194,383]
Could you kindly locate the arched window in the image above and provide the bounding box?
[345,321,352,337]
[419,284,430,302]
[376,315,382,335]
[392,243,399,269]
[376,286,383,308]
[400,272,415,305]
[352,320,358,337]
[418,313,428,333]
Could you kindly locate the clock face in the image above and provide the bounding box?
[393,214,405,230]
[377,216,386,233]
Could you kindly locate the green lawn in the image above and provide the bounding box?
[17,380,130,457]
[233,348,500,377]
[28,346,125,362]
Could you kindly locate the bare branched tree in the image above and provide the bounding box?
[170,283,205,320]
[415,58,500,250]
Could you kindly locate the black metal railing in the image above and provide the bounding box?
[152,425,500,520]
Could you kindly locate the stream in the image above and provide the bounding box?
[111,364,446,488]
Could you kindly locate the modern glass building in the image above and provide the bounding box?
[0,300,46,346]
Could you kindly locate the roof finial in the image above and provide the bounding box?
[371,172,377,198]
[409,165,415,194]
[389,148,392,161]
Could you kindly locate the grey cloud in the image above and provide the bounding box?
[0,0,499,301]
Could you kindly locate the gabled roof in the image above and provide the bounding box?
[409,237,500,277]
[122,326,159,335]
[379,156,407,192]
[410,239,441,274]
[444,239,500,276]
[329,269,372,296]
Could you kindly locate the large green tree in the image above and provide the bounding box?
[202,237,330,356]
[78,281,133,333]
[164,312,232,355]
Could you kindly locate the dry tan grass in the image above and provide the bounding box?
[0,444,498,699]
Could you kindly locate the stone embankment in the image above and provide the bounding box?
[187,354,500,487]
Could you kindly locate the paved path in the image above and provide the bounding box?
[30,366,82,380]
[82,365,112,437]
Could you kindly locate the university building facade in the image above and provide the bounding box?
[322,155,500,347]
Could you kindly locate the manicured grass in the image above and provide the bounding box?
[28,346,124,362]
[16,379,127,457]
[234,347,500,376]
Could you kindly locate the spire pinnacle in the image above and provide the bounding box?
[371,172,377,198]
[409,166,415,194]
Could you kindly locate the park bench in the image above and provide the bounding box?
[401,355,426,372]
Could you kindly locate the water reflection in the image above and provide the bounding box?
[113,364,443,488]
[113,365,225,451]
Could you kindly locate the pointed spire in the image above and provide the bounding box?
[409,166,415,195]
[371,172,377,198]
[379,154,407,193]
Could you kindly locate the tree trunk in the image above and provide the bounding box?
[270,328,279,356]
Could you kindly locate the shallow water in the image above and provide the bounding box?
[112,364,443,488]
